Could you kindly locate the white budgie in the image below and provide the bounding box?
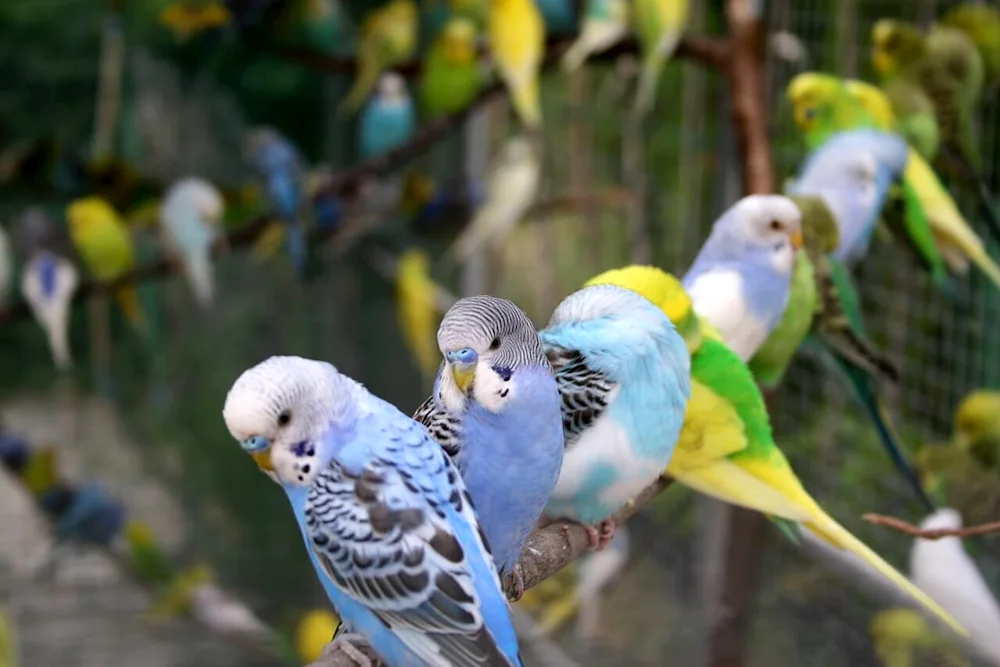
[159,177,225,308]
[20,251,79,371]
[910,508,1000,664]
[451,136,541,261]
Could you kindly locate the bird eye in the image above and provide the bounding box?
[769,220,782,231]
[277,410,291,427]
[489,337,501,351]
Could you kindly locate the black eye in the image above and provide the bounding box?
[489,337,501,350]
[277,410,291,426]
[769,220,782,231]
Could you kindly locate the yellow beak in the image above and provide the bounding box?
[451,362,476,393]
[251,449,274,472]
[790,231,804,250]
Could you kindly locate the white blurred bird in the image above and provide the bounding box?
[910,508,1000,663]
[451,135,540,261]
[20,251,79,370]
[159,177,225,308]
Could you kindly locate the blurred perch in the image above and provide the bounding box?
[864,514,1000,540]
[305,478,673,667]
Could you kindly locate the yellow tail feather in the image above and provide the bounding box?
[509,78,541,129]
[678,457,966,636]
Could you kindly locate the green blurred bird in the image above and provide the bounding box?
[632,0,689,116]
[419,18,484,118]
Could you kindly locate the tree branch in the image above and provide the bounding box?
[863,514,1000,540]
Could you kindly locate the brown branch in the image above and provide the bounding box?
[306,477,675,667]
[863,514,1000,540]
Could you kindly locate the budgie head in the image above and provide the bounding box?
[872,19,926,76]
[164,177,225,225]
[243,127,298,173]
[584,265,703,354]
[543,283,688,379]
[786,195,840,257]
[438,17,478,64]
[435,295,548,412]
[223,356,362,487]
[843,79,896,130]
[953,390,1000,460]
[374,71,411,104]
[786,72,844,134]
[704,195,803,276]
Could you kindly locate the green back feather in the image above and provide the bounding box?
[693,338,776,463]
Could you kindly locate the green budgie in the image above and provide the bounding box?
[632,0,689,116]
[419,18,484,118]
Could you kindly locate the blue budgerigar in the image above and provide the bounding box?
[223,356,523,667]
[159,177,225,309]
[539,284,691,549]
[682,195,804,362]
[52,482,127,547]
[359,72,417,160]
[787,129,909,265]
[245,127,309,276]
[413,296,564,597]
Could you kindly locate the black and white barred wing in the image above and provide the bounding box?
[413,394,463,460]
[545,347,619,449]
[305,414,515,667]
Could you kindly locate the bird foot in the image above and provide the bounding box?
[582,518,617,551]
[324,632,373,667]
[507,564,525,602]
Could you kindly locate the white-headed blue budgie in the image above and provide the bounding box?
[538,284,691,549]
[787,129,910,265]
[159,177,225,309]
[245,128,309,277]
[413,296,564,598]
[223,356,523,667]
[681,195,804,362]
[359,72,416,160]
[21,250,79,370]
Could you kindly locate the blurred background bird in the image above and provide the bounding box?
[419,17,484,119]
[394,247,443,384]
[358,72,416,160]
[339,0,418,114]
[66,196,147,337]
[20,250,79,371]
[632,0,690,116]
[0,224,11,309]
[562,0,630,73]
[159,177,226,309]
[488,0,545,129]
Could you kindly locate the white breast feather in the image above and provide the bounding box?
[686,269,767,361]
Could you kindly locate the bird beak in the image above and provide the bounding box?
[790,231,804,250]
[445,348,478,393]
[251,449,274,472]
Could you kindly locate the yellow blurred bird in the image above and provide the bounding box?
[67,196,147,336]
[488,0,545,129]
[870,608,968,667]
[0,606,18,667]
[395,249,443,384]
[294,608,342,663]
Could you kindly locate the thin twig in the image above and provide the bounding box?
[863,514,1000,540]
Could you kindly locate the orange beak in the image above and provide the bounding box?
[251,449,274,472]
[790,231,804,250]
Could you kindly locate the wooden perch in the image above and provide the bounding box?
[307,478,674,667]
[863,514,1000,540]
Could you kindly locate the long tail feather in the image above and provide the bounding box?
[803,502,963,636]
[832,357,936,513]
[940,143,1000,247]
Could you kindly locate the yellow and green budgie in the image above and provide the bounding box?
[66,196,147,336]
[488,0,545,129]
[869,608,968,667]
[585,265,966,637]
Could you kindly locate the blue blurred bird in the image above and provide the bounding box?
[414,296,564,597]
[358,72,416,160]
[52,482,127,547]
[223,356,524,667]
[681,195,804,362]
[539,284,691,549]
[0,431,29,473]
[787,129,910,265]
[245,127,309,276]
